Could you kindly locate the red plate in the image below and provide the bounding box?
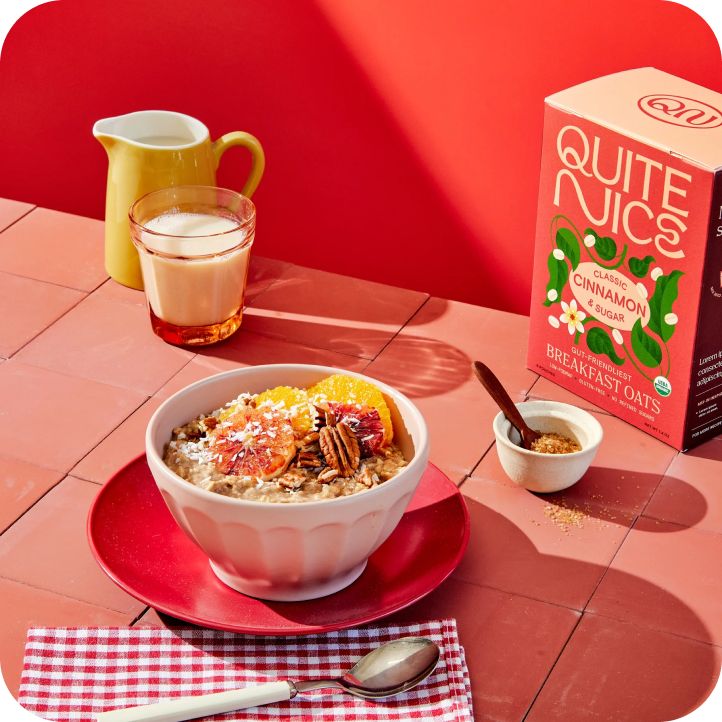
[88,456,469,635]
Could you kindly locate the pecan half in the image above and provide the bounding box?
[336,423,360,469]
[319,423,360,477]
[278,472,304,490]
[297,451,322,468]
[314,404,337,429]
[201,416,218,431]
[318,468,339,484]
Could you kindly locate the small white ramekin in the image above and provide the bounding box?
[146,364,429,601]
[492,400,603,493]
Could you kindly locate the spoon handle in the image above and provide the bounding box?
[472,361,539,449]
[95,681,294,722]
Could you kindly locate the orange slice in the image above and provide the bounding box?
[218,394,253,422]
[207,405,295,481]
[308,375,393,444]
[255,386,314,439]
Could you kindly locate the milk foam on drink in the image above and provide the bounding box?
[527,68,722,451]
[138,213,250,328]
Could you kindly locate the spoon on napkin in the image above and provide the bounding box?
[472,360,541,450]
[96,636,440,722]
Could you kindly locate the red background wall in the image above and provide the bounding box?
[0,0,720,314]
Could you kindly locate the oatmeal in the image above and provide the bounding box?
[163,375,409,502]
[530,432,581,454]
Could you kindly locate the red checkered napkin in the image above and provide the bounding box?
[19,620,472,721]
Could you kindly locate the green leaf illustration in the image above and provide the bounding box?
[584,228,617,261]
[556,227,581,270]
[631,318,663,368]
[647,270,684,342]
[628,255,656,279]
[542,252,569,307]
[596,237,618,261]
[586,327,625,366]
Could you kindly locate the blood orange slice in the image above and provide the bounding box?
[327,403,386,458]
[207,406,296,481]
[308,375,393,443]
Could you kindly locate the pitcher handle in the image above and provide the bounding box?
[212,131,265,198]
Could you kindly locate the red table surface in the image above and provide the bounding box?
[0,198,721,721]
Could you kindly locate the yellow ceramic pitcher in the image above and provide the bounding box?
[93,110,264,289]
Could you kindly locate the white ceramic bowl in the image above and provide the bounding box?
[492,400,603,493]
[146,364,429,601]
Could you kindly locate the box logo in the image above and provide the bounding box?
[638,95,722,129]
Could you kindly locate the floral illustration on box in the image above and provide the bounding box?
[543,215,683,390]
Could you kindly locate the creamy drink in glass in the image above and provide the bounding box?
[129,186,255,345]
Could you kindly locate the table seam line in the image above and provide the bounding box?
[0,474,110,538]
[244,278,430,363]
[89,291,146,308]
[449,576,585,614]
[69,349,201,480]
[465,441,497,479]
[521,609,722,720]
[0,205,37,235]
[242,262,297,310]
[129,607,152,627]
[637,451,680,518]
[526,374,541,396]
[0,266,108,294]
[575,513,638,615]
[220,325,378,361]
[0,572,142,617]
[581,608,722,649]
[461,471,663,519]
[525,392,613,416]
[0,574,140,618]
[63,395,153,479]
[636,514,722,537]
[5,291,90,360]
[364,294,431,362]
[521,614,583,721]
[0,476,68,537]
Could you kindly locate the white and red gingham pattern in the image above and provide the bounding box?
[18,620,472,721]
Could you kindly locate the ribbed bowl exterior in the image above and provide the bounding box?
[146,365,429,601]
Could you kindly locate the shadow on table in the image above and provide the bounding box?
[361,334,472,398]
[531,470,708,534]
[148,485,717,721]
[685,439,722,462]
[442,497,718,721]
[196,326,474,400]
[472,446,708,533]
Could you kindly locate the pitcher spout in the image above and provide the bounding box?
[92,110,209,152]
[93,116,122,153]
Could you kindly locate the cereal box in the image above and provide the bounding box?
[527,68,722,450]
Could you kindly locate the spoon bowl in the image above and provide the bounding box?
[295,636,440,699]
